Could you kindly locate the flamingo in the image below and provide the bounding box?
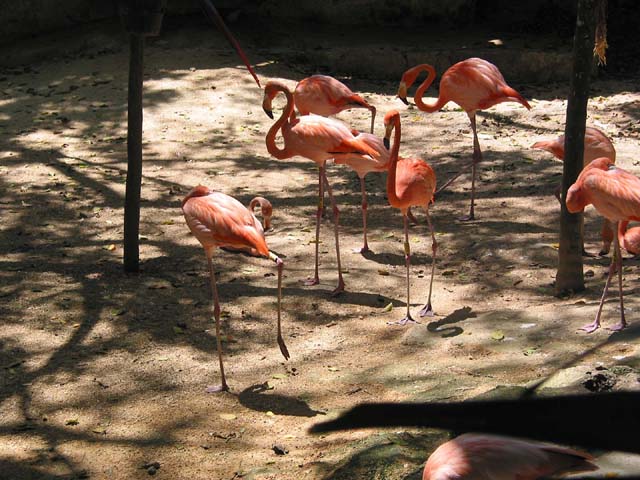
[532,126,617,255]
[333,131,390,253]
[383,110,437,324]
[397,58,531,220]
[249,196,272,231]
[423,433,597,480]
[182,185,289,392]
[618,221,640,255]
[566,157,640,332]
[294,75,376,134]
[262,80,379,295]
[222,196,273,256]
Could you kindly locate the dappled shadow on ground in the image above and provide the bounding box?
[0,19,639,480]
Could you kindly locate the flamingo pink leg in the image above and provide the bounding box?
[460,112,482,221]
[419,208,437,317]
[274,256,290,358]
[353,176,371,254]
[388,214,419,325]
[609,228,627,331]
[205,251,229,393]
[323,170,345,296]
[303,167,324,286]
[581,223,625,333]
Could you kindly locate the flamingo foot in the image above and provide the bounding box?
[331,279,345,297]
[278,335,291,360]
[206,383,229,393]
[607,320,627,332]
[352,245,371,254]
[302,276,320,286]
[419,302,434,317]
[459,213,475,222]
[387,314,420,326]
[582,249,597,258]
[598,249,610,257]
[580,321,601,333]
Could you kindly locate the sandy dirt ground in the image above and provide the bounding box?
[1,21,640,480]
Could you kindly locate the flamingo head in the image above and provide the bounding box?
[250,196,273,231]
[397,64,425,104]
[262,81,284,119]
[383,110,400,149]
[585,156,615,172]
[565,182,587,214]
[397,81,409,105]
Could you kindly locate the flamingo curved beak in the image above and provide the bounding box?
[397,81,409,105]
[383,137,390,150]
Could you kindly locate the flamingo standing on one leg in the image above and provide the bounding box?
[182,185,289,392]
[333,131,389,253]
[533,126,616,255]
[397,58,531,220]
[566,157,640,332]
[294,75,377,134]
[262,80,379,295]
[295,75,395,237]
[423,433,598,480]
[383,110,437,324]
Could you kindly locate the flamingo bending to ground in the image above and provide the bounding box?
[533,127,616,255]
[566,157,640,332]
[182,185,288,392]
[398,58,531,220]
[263,80,379,295]
[423,433,597,480]
[383,110,437,324]
[294,75,376,134]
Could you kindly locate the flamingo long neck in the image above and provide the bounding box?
[386,115,402,207]
[413,65,447,113]
[266,85,295,160]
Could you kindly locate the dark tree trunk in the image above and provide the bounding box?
[123,34,144,273]
[556,0,596,295]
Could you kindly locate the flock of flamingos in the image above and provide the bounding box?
[180,53,638,477]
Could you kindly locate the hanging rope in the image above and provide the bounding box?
[594,0,608,65]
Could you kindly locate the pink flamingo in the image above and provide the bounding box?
[533,127,616,255]
[423,433,597,480]
[398,58,531,220]
[182,185,288,392]
[294,75,376,134]
[618,221,640,255]
[566,157,640,332]
[262,80,379,295]
[334,130,390,253]
[383,110,437,324]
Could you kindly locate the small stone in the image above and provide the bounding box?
[272,444,288,455]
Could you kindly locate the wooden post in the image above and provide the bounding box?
[556,0,596,295]
[123,34,144,273]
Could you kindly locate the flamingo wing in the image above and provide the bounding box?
[395,157,436,205]
[443,58,530,112]
[333,132,389,176]
[295,75,367,116]
[584,168,640,221]
[183,190,268,256]
[286,115,380,160]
